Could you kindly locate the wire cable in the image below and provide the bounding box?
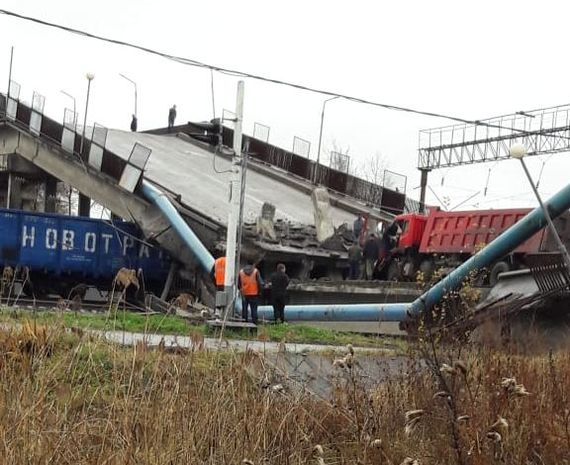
[1,7,566,139]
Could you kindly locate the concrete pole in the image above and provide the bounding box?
[223,80,245,316]
[419,168,429,213]
[79,73,94,217]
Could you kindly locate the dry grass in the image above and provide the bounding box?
[0,320,567,464]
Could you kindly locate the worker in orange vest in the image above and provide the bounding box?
[210,255,227,318]
[212,256,226,291]
[238,261,264,324]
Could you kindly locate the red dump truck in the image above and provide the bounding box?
[380,207,570,284]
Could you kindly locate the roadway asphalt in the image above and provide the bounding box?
[106,130,363,227]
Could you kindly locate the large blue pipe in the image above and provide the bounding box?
[258,302,409,322]
[409,182,570,315]
[141,181,215,273]
[258,182,570,322]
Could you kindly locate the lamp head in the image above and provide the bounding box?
[510,143,527,159]
[86,73,95,81]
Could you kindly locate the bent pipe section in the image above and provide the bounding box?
[257,303,410,322]
[409,182,570,315]
[141,181,215,273]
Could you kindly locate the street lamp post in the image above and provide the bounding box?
[119,73,137,117]
[314,96,340,183]
[80,73,95,155]
[510,143,570,270]
[60,90,76,130]
[79,73,94,218]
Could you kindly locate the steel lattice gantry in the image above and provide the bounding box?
[416,103,570,209]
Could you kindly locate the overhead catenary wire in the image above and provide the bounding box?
[0,7,567,140]
[428,186,447,210]
[535,153,556,189]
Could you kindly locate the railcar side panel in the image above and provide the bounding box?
[0,208,170,285]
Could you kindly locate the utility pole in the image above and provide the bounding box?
[223,80,245,318]
[419,168,430,213]
[7,46,13,101]
[79,73,95,217]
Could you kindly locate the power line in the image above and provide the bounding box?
[0,7,561,139]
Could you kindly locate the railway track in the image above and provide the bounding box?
[0,295,154,314]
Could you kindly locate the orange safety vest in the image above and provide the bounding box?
[239,269,259,296]
[214,257,226,287]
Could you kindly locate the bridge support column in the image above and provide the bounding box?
[78,193,90,217]
[45,176,58,213]
[7,173,21,209]
[419,168,430,213]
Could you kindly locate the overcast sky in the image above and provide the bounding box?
[1,0,569,211]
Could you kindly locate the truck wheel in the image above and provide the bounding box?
[387,261,401,281]
[402,260,416,280]
[419,259,435,281]
[489,261,510,286]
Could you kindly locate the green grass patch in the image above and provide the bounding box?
[0,308,198,336]
[0,308,403,350]
[254,323,390,348]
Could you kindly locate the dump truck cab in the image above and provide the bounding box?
[392,213,428,250]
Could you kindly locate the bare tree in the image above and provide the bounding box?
[56,183,78,215]
[360,151,388,185]
[350,151,391,205]
[327,140,351,173]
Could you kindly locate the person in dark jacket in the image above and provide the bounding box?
[347,242,362,280]
[168,104,177,131]
[353,214,365,242]
[363,233,379,280]
[130,114,138,132]
[269,263,290,323]
[238,262,264,324]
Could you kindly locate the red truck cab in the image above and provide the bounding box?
[393,213,428,250]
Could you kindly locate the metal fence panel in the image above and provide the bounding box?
[61,108,77,153]
[222,109,236,129]
[29,91,45,136]
[253,122,270,143]
[383,169,407,194]
[292,136,311,158]
[128,142,151,170]
[88,124,108,170]
[6,81,20,121]
[119,165,142,192]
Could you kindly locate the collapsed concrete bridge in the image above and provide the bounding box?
[0,86,411,299]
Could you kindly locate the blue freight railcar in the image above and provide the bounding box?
[0,208,170,297]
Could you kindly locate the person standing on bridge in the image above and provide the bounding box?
[269,263,289,323]
[348,241,362,280]
[238,261,264,325]
[130,114,138,132]
[168,104,177,131]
